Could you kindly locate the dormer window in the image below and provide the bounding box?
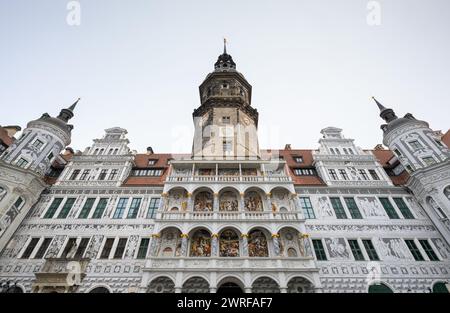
[343,148,348,155]
[409,140,423,150]
[294,156,303,163]
[148,159,157,165]
[16,157,29,168]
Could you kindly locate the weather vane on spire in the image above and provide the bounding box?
[223,37,227,54]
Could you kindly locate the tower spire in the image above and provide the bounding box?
[68,97,81,111]
[372,96,397,123]
[57,98,79,122]
[372,96,386,112]
[223,38,227,54]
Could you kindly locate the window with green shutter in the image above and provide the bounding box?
[299,197,316,219]
[405,239,424,261]
[43,198,63,218]
[78,198,95,218]
[330,197,347,219]
[379,198,399,219]
[393,198,414,219]
[419,240,439,261]
[362,239,379,261]
[113,198,128,219]
[137,238,150,259]
[312,239,327,260]
[127,198,141,219]
[92,198,108,219]
[57,198,76,218]
[348,239,365,261]
[146,198,160,219]
[344,198,362,219]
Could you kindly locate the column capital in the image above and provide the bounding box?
[212,233,219,238]
[180,233,189,238]
[241,233,249,238]
[271,233,280,238]
[151,233,161,238]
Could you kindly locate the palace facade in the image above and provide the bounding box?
[0,46,449,293]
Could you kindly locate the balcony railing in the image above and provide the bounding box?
[158,211,303,221]
[166,175,291,183]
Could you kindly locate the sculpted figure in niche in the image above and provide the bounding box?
[194,191,213,211]
[244,191,263,211]
[190,230,211,257]
[219,230,240,257]
[248,230,269,257]
[219,191,238,211]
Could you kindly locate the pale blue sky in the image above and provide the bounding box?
[1,0,449,153]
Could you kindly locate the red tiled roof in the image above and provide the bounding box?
[442,129,450,147]
[276,149,326,186]
[121,153,173,186]
[371,149,410,186]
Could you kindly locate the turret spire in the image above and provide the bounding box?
[214,39,236,72]
[57,98,80,122]
[372,96,397,123]
[372,96,386,111]
[223,38,227,54]
[68,97,81,111]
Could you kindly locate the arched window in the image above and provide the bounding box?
[148,277,175,293]
[343,148,348,155]
[219,191,238,211]
[114,148,119,155]
[190,229,211,257]
[108,149,113,155]
[93,149,99,155]
[219,230,240,257]
[348,148,354,155]
[330,148,335,155]
[99,149,105,155]
[336,149,341,155]
[244,191,263,211]
[89,287,110,293]
[432,282,449,293]
[248,229,269,257]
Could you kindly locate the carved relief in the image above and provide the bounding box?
[244,191,263,211]
[85,235,104,259]
[431,238,450,259]
[45,235,66,258]
[219,191,238,211]
[189,229,211,257]
[124,235,139,259]
[193,191,213,212]
[357,197,385,217]
[248,230,269,257]
[315,196,334,218]
[324,238,350,260]
[375,238,410,261]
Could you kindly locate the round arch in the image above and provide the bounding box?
[192,187,214,212]
[278,227,302,257]
[189,228,212,257]
[251,276,280,293]
[218,187,240,212]
[247,228,270,257]
[287,276,315,293]
[148,276,175,293]
[88,286,111,293]
[218,228,241,257]
[158,227,182,257]
[368,282,394,293]
[432,281,449,293]
[182,276,209,293]
[243,187,266,211]
[217,277,245,294]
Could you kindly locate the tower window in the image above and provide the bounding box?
[223,140,232,153]
[379,197,400,219]
[409,140,423,150]
[328,169,339,180]
[137,238,150,259]
[343,148,348,154]
[47,152,54,161]
[108,169,119,180]
[422,156,436,166]
[16,157,29,168]
[394,149,402,157]
[32,139,44,149]
[98,169,108,180]
[339,169,349,180]
[299,197,315,219]
[79,169,91,180]
[222,116,231,124]
[330,197,347,219]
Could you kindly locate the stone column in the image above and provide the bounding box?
[265,192,272,211]
[211,234,219,256]
[299,233,312,257]
[239,192,245,211]
[180,234,189,256]
[272,234,281,256]
[161,192,168,211]
[213,193,219,211]
[187,192,193,211]
[241,233,249,256]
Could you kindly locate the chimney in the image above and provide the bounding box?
[147,146,154,155]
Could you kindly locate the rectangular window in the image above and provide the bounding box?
[57,198,76,219]
[293,168,316,176]
[393,198,414,219]
[108,169,118,180]
[78,198,96,218]
[348,240,365,261]
[92,198,108,219]
[98,169,108,180]
[339,169,349,180]
[61,238,77,258]
[409,140,423,150]
[368,169,380,180]
[312,239,327,261]
[330,197,347,219]
[294,156,303,163]
[148,159,157,165]
[419,240,439,261]
[362,239,379,261]
[137,238,150,259]
[43,198,63,218]
[222,116,231,124]
[12,197,24,210]
[74,238,90,258]
[328,169,339,180]
[16,158,29,168]
[299,197,315,219]
[405,240,424,261]
[69,169,80,180]
[127,198,142,219]
[344,198,363,219]
[33,139,44,149]
[146,198,160,219]
[113,198,128,219]
[379,197,400,219]
[33,238,53,259]
[100,238,115,259]
[422,156,436,166]
[223,140,232,153]
[47,152,54,161]
[79,169,90,180]
[394,149,402,157]
[21,238,40,259]
[358,169,369,180]
[113,238,128,259]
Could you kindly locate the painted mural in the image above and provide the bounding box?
[248,230,269,257]
[190,230,211,257]
[219,230,240,257]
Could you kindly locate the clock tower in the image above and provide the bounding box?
[192,42,260,160]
